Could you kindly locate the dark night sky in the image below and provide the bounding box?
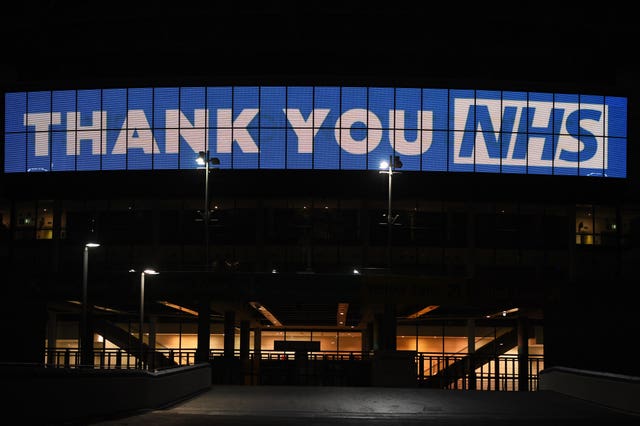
[1,3,637,92]
[1,2,638,194]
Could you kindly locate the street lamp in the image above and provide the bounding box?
[379,155,402,269]
[137,268,159,369]
[196,150,220,270]
[81,241,100,368]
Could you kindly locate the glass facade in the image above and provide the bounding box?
[2,196,635,278]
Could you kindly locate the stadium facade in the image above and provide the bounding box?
[1,80,637,388]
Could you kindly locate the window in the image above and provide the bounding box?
[0,201,10,241]
[15,201,36,240]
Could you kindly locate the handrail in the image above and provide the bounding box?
[45,347,198,370]
[43,347,543,391]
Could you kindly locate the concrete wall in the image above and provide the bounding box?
[371,350,417,387]
[2,363,212,424]
[539,366,640,414]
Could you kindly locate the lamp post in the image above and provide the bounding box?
[196,150,220,270]
[81,242,100,368]
[138,268,159,369]
[379,155,402,269]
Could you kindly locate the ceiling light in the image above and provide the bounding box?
[250,301,282,327]
[337,302,349,326]
[406,305,439,319]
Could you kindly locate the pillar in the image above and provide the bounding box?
[467,318,476,390]
[239,320,250,384]
[149,315,157,369]
[149,315,157,352]
[47,311,57,366]
[517,315,529,391]
[375,304,397,352]
[383,303,397,351]
[371,304,415,387]
[253,327,262,360]
[224,310,236,358]
[240,320,250,361]
[373,313,382,351]
[252,327,262,385]
[195,299,211,363]
[362,322,374,352]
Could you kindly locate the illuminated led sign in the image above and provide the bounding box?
[4,86,627,177]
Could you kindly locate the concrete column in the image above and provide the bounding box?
[386,303,397,351]
[224,310,236,358]
[253,327,262,359]
[252,327,262,385]
[149,315,157,349]
[239,320,251,384]
[467,318,476,390]
[148,315,157,369]
[240,320,250,361]
[47,311,57,366]
[518,315,530,392]
[362,322,374,352]
[371,304,417,387]
[374,303,397,351]
[373,313,382,351]
[195,299,211,363]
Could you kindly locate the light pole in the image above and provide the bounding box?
[379,155,402,269]
[138,268,159,369]
[81,241,100,368]
[196,150,220,270]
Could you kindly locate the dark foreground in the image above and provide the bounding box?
[76,385,639,426]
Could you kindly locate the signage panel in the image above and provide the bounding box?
[4,87,627,177]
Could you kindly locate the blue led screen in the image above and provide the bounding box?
[4,86,627,177]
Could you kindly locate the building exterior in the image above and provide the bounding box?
[1,5,639,389]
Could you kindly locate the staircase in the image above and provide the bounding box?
[92,317,178,369]
[421,328,518,388]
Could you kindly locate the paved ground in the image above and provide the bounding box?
[85,385,639,426]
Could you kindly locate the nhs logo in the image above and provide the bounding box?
[448,89,626,177]
[453,97,609,175]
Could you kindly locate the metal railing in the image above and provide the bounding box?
[45,348,197,370]
[417,352,544,391]
[209,349,372,361]
[44,347,543,390]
